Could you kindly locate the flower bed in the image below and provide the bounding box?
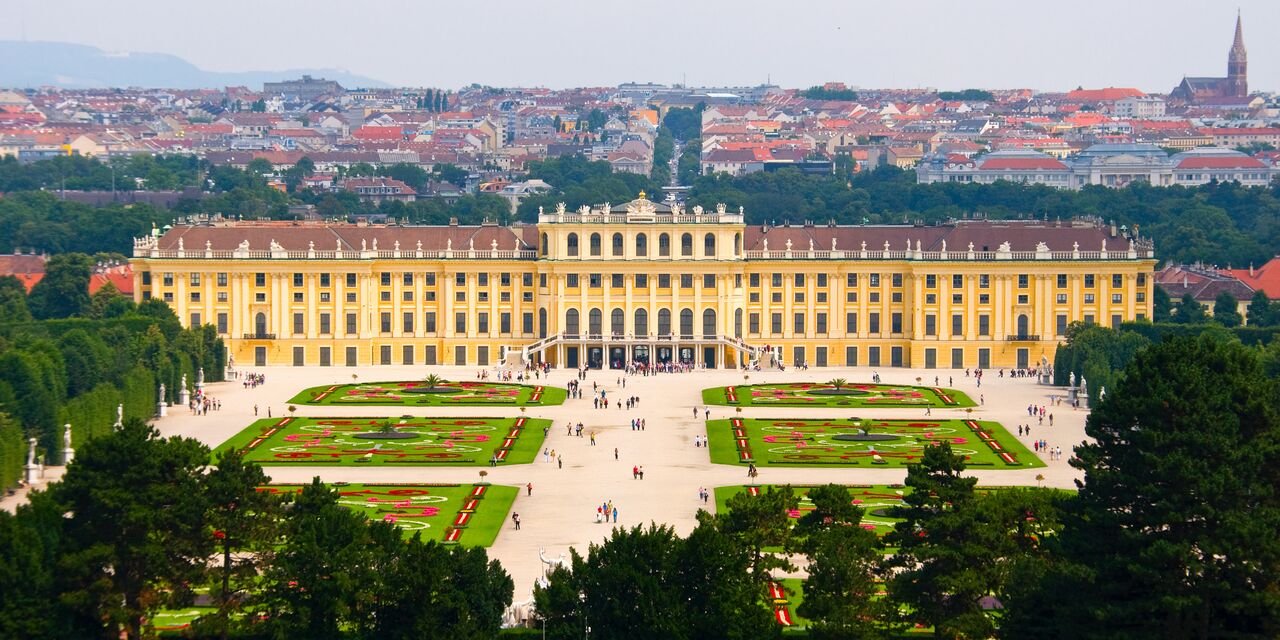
[256,482,516,547]
[703,382,974,408]
[705,417,1042,469]
[290,380,567,406]
[218,416,549,466]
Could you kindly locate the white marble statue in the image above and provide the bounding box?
[26,437,36,466]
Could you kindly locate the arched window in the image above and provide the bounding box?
[734,309,743,338]
[255,312,267,336]
[658,308,672,336]
[539,308,548,338]
[704,233,716,257]
[733,232,741,256]
[636,233,648,257]
[1017,314,1029,337]
[634,308,649,337]
[590,233,602,257]
[589,308,603,335]
[567,233,579,257]
[680,308,694,337]
[540,232,549,256]
[703,308,717,337]
[681,233,693,257]
[565,309,580,336]
[659,233,671,257]
[612,233,624,257]
[611,308,625,335]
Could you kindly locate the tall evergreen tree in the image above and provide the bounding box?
[199,448,282,640]
[1007,337,1280,639]
[883,443,981,638]
[53,418,212,639]
[793,484,885,639]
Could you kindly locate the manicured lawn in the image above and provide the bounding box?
[706,417,1043,468]
[715,484,909,542]
[289,380,567,406]
[256,483,517,547]
[702,382,974,408]
[152,606,214,636]
[217,416,550,466]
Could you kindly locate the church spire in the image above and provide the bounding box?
[1231,10,1246,55]
[1227,10,1247,97]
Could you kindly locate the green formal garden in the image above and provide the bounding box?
[702,381,974,408]
[256,483,516,547]
[706,417,1042,468]
[288,376,566,406]
[219,416,550,465]
[715,484,910,541]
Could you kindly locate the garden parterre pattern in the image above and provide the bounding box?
[288,380,566,406]
[219,416,550,466]
[706,417,1043,468]
[702,382,974,408]
[256,483,517,546]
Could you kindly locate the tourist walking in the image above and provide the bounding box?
[512,513,521,530]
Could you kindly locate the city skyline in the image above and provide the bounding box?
[3,0,1278,93]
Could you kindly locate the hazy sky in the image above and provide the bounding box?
[5,0,1277,93]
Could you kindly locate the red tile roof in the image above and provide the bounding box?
[1065,87,1145,102]
[1225,257,1280,298]
[978,157,1068,170]
[1176,156,1267,169]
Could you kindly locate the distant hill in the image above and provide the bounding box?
[0,41,388,90]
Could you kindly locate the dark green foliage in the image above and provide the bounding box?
[53,418,213,639]
[199,448,282,640]
[516,155,663,222]
[800,86,859,101]
[661,104,705,141]
[678,138,701,185]
[0,412,24,492]
[0,491,68,638]
[1152,285,1173,322]
[0,292,225,457]
[1212,292,1242,327]
[1007,337,1280,639]
[1052,322,1152,405]
[27,253,93,319]
[688,166,1280,266]
[0,275,32,323]
[713,485,799,581]
[883,443,979,637]
[533,520,778,640]
[793,484,886,639]
[258,479,513,639]
[937,89,994,101]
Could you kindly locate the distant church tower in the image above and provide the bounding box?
[1227,12,1247,97]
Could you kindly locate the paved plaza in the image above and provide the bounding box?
[7,364,1088,602]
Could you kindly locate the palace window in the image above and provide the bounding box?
[681,233,693,257]
[590,233,601,256]
[612,233,624,257]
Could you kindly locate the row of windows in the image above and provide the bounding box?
[551,231,741,258]
[152,270,1148,292]
[745,272,1144,289]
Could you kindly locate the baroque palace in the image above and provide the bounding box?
[130,195,1155,370]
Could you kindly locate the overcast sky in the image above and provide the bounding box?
[5,0,1277,93]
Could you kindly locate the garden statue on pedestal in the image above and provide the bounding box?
[196,367,204,391]
[24,437,40,484]
[115,404,124,429]
[157,383,168,417]
[179,374,190,407]
[62,423,74,464]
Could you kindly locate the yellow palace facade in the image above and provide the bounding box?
[130,196,1155,370]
